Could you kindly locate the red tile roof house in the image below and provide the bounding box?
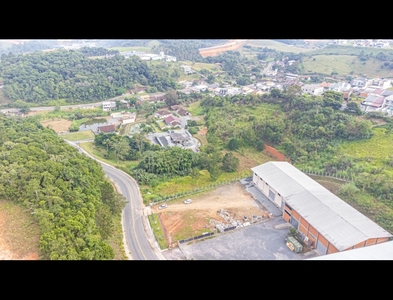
[98,124,116,133]
[178,108,189,116]
[164,115,181,127]
[155,110,171,118]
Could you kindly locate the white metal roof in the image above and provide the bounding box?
[251,162,392,251]
[308,241,393,260]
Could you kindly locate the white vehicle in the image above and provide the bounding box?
[184,199,192,204]
[158,203,167,210]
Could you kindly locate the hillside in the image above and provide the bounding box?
[302,54,393,77]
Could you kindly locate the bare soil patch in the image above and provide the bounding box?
[151,182,269,247]
[40,119,73,133]
[0,200,40,260]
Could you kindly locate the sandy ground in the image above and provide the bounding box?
[151,182,269,247]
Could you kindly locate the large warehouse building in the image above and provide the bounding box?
[251,162,392,255]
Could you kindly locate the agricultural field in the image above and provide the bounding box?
[302,55,393,77]
[245,40,313,53]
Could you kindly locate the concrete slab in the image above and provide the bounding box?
[179,217,320,260]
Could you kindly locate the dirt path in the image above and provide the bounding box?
[151,182,269,247]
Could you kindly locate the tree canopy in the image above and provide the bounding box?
[0,116,122,259]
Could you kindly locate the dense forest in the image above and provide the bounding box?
[0,48,178,104]
[0,116,125,259]
[151,40,226,62]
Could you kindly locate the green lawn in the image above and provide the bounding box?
[186,100,205,116]
[302,55,393,77]
[245,40,313,53]
[63,130,95,141]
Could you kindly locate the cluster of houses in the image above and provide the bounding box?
[155,106,189,128]
[328,39,391,48]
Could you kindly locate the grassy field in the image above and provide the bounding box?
[306,44,393,57]
[339,128,393,169]
[186,100,205,116]
[62,130,95,141]
[245,40,313,53]
[302,55,393,77]
[180,61,221,71]
[106,214,127,260]
[148,214,168,249]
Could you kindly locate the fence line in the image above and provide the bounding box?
[149,175,247,205]
[300,169,352,183]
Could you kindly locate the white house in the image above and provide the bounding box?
[181,65,195,75]
[301,84,324,96]
[102,101,117,111]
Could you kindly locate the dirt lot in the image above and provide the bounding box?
[0,200,40,260]
[40,119,73,133]
[150,182,269,247]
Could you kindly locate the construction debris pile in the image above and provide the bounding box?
[211,209,265,233]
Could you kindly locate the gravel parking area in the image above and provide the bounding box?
[177,217,320,260]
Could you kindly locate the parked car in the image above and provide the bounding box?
[184,199,192,204]
[158,203,167,210]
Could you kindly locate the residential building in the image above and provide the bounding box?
[98,124,116,133]
[102,101,117,111]
[155,110,171,119]
[301,84,324,96]
[351,77,372,89]
[164,115,181,127]
[178,108,189,116]
[329,82,351,92]
[181,65,195,75]
[251,162,392,256]
[369,78,391,89]
[319,82,331,91]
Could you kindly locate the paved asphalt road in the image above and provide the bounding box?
[65,140,160,260]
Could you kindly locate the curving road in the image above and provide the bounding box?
[65,140,160,260]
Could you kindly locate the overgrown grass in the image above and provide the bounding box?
[302,55,393,77]
[180,61,220,71]
[186,100,205,116]
[148,214,168,250]
[339,128,393,168]
[78,142,139,171]
[245,40,313,53]
[106,213,127,260]
[63,130,95,141]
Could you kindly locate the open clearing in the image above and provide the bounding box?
[40,119,73,133]
[302,55,393,77]
[150,181,269,246]
[0,200,40,260]
[246,40,312,53]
